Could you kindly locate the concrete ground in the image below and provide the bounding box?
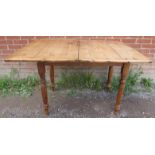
[0,89,155,118]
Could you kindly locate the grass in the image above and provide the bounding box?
[0,68,154,97]
[111,68,144,93]
[57,68,155,94]
[0,69,39,97]
[112,68,155,93]
[57,71,102,91]
[141,77,154,91]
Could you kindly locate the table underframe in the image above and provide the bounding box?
[37,61,130,115]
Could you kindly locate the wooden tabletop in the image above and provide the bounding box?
[5,39,151,63]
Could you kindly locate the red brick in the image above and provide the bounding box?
[114,36,143,39]
[152,39,155,43]
[0,36,6,40]
[8,45,22,49]
[126,43,141,48]
[6,36,21,40]
[20,36,36,39]
[141,44,155,48]
[29,39,36,43]
[150,49,155,53]
[140,49,150,53]
[49,36,66,39]
[89,36,99,40]
[14,40,28,44]
[0,49,14,55]
[137,39,151,43]
[36,36,49,39]
[0,45,7,49]
[106,39,121,42]
[127,36,143,38]
[96,36,113,39]
[143,36,155,38]
[78,36,91,40]
[49,36,56,39]
[28,39,36,43]
[121,39,136,43]
[114,36,141,39]
[0,40,13,44]
[113,36,129,39]
[66,36,80,39]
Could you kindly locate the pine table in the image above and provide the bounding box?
[5,39,151,115]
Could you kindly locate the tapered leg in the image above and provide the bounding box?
[37,62,49,115]
[107,66,113,90]
[50,65,55,91]
[114,63,130,112]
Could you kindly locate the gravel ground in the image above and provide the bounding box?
[0,89,155,118]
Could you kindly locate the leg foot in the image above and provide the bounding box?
[114,63,130,112]
[37,62,49,115]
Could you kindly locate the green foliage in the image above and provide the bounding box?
[111,76,120,92]
[111,68,154,94]
[111,68,143,93]
[0,68,154,97]
[0,69,39,97]
[57,68,154,94]
[141,77,154,91]
[57,71,102,91]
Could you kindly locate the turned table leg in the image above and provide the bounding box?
[50,64,55,91]
[107,66,113,90]
[114,63,130,112]
[37,62,49,115]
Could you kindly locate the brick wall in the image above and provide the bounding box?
[0,36,155,79]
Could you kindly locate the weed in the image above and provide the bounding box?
[141,77,154,91]
[111,68,143,93]
[57,68,154,94]
[0,69,39,97]
[0,68,154,97]
[57,71,102,91]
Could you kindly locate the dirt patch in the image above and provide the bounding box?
[0,89,155,118]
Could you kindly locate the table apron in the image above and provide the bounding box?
[44,61,123,67]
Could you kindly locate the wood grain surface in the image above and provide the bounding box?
[79,40,151,63]
[5,39,151,63]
